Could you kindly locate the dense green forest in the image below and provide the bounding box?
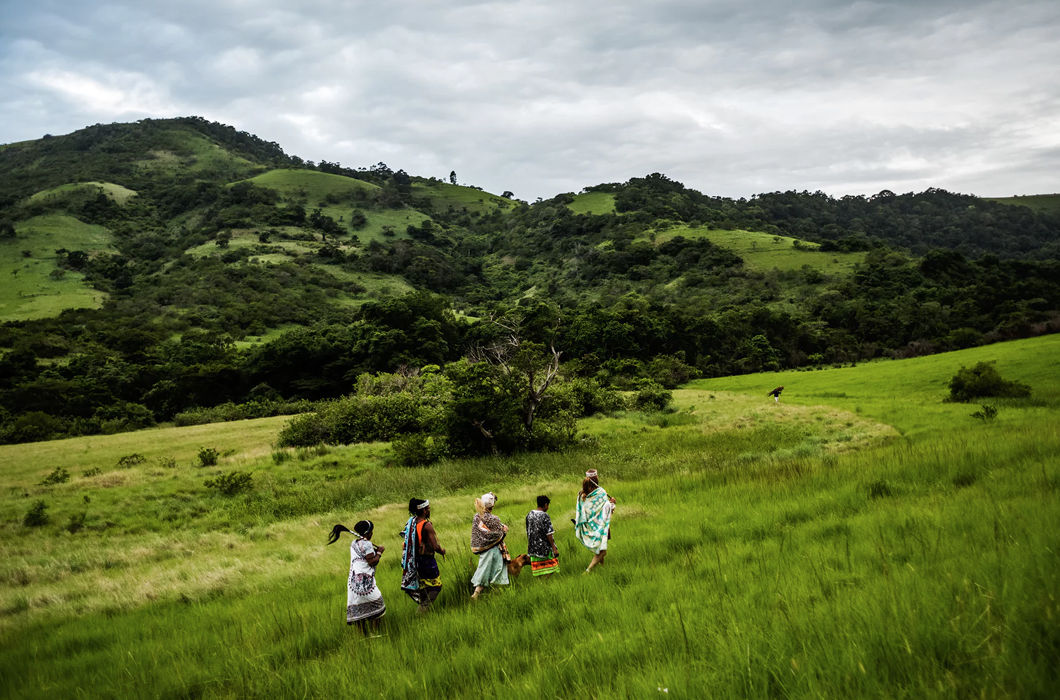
[1,117,1058,444]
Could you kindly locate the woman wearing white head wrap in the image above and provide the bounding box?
[470,492,509,599]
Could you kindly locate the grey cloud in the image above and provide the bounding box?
[1,0,1058,200]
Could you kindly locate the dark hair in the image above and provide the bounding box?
[408,498,427,514]
[536,495,550,508]
[354,520,373,538]
[581,476,599,498]
[327,524,353,545]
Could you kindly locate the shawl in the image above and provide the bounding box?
[470,512,506,554]
[575,486,614,554]
[400,515,420,592]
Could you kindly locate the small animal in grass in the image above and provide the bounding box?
[507,554,531,577]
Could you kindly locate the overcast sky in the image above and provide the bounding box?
[2,0,1058,201]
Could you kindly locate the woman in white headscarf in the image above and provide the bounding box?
[470,492,510,599]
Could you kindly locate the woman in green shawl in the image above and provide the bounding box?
[575,469,616,573]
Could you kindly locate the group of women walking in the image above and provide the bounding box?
[327,469,617,634]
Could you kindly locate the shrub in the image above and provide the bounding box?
[630,381,673,412]
[66,511,87,534]
[948,362,1031,402]
[39,467,70,485]
[117,453,146,469]
[82,467,103,477]
[971,405,998,421]
[203,471,253,495]
[23,500,49,527]
[393,433,450,467]
[197,447,220,467]
[156,456,177,469]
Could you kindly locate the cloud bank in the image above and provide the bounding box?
[2,0,1058,200]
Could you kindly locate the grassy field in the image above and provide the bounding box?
[411,181,516,215]
[988,193,1060,215]
[26,181,138,206]
[134,129,261,176]
[567,191,617,215]
[1,335,1057,698]
[0,214,115,321]
[648,225,865,274]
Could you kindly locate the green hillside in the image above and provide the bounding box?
[0,336,1055,697]
[648,224,865,273]
[26,181,137,206]
[567,190,617,215]
[412,179,516,214]
[0,215,116,321]
[0,118,1057,450]
[988,193,1060,216]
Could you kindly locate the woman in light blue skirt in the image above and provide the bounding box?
[470,492,509,598]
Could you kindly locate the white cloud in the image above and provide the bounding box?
[1,0,1058,198]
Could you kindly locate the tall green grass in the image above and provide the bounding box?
[1,336,1058,698]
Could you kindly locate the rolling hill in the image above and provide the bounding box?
[0,118,1057,446]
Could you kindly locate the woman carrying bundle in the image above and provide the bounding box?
[575,469,616,573]
[327,520,386,634]
[470,492,510,599]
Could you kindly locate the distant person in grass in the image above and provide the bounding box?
[400,498,446,613]
[525,495,560,578]
[327,520,386,634]
[768,386,784,403]
[575,469,616,573]
[470,492,510,599]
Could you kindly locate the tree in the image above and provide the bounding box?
[449,170,457,185]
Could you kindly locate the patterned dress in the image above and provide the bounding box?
[347,538,385,624]
[525,509,559,576]
[470,512,510,588]
[575,487,614,554]
[401,516,442,604]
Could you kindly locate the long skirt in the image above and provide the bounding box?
[404,554,443,604]
[530,554,559,576]
[471,547,510,588]
[347,575,385,624]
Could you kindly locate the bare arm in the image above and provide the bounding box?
[424,522,445,556]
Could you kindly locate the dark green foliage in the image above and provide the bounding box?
[971,405,999,421]
[948,362,1031,402]
[277,368,451,447]
[82,467,102,477]
[630,381,673,411]
[66,511,87,534]
[197,447,220,467]
[39,467,70,485]
[23,500,49,527]
[116,453,146,469]
[203,471,253,496]
[392,433,450,467]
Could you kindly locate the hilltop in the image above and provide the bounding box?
[0,118,1058,443]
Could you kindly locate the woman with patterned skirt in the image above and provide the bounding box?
[525,494,559,578]
[470,492,510,599]
[575,469,616,573]
[327,520,386,633]
[400,498,446,612]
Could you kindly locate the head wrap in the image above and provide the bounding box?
[417,499,430,510]
[481,492,496,509]
[585,469,598,478]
